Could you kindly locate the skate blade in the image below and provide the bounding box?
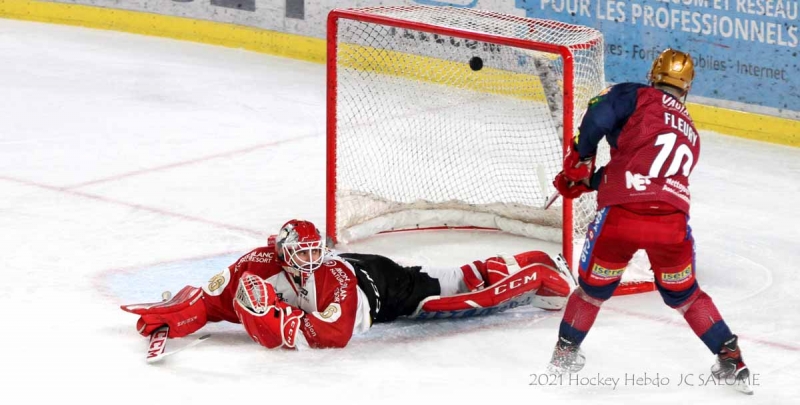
[732,379,754,395]
[547,361,585,375]
[547,363,567,375]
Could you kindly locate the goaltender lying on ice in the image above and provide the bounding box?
[121,219,576,351]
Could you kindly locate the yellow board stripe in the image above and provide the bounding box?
[0,0,326,63]
[688,103,800,147]
[338,43,549,101]
[2,0,798,147]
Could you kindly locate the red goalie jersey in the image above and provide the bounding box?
[203,245,371,349]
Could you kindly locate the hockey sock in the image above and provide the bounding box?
[678,289,733,354]
[558,288,604,346]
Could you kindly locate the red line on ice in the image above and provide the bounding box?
[605,306,800,352]
[63,135,318,189]
[0,174,264,237]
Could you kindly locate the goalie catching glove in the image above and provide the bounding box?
[233,272,304,349]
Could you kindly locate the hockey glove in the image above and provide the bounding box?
[233,272,304,349]
[553,171,592,199]
[562,143,595,182]
[121,285,208,338]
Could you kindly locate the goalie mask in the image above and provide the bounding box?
[648,48,694,93]
[276,220,324,274]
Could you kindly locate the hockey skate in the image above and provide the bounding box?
[711,335,753,395]
[547,336,585,375]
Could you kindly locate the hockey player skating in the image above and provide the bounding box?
[122,219,575,350]
[549,48,752,394]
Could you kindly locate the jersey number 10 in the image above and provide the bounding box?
[649,133,694,178]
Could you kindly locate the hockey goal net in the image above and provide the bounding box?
[326,6,654,295]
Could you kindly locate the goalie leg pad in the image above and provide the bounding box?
[512,253,575,308]
[461,250,556,292]
[457,255,519,293]
[510,251,573,292]
[459,261,486,292]
[530,268,574,310]
[412,253,574,318]
[484,255,517,284]
[411,266,542,318]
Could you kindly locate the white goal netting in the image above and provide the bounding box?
[327,6,653,291]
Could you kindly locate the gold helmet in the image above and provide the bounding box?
[648,48,695,93]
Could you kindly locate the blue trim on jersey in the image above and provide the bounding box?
[656,280,698,308]
[700,321,734,354]
[576,83,645,158]
[579,276,620,301]
[579,206,610,274]
[559,320,589,346]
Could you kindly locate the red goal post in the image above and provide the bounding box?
[325,6,654,295]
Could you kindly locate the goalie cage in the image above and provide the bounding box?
[325,5,654,296]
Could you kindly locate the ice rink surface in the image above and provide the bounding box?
[1,19,798,404]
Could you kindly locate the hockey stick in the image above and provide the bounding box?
[143,291,211,364]
[147,332,211,363]
[144,291,173,362]
[146,326,170,363]
[543,190,560,210]
[543,178,592,210]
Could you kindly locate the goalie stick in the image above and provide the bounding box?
[146,327,211,363]
[146,325,170,362]
[143,291,211,364]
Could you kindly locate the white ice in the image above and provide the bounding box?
[1,19,798,404]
